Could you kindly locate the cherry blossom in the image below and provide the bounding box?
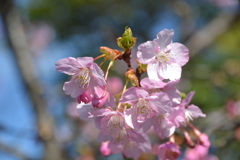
[137,29,189,80]
[55,28,207,160]
[140,77,181,107]
[179,91,206,123]
[120,87,172,124]
[55,57,106,98]
[141,107,185,139]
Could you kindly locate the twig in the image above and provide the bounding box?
[0,142,31,160]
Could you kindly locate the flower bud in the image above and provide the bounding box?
[92,92,109,108]
[117,27,137,50]
[198,133,210,148]
[100,142,111,157]
[78,92,93,104]
[125,68,139,87]
[100,46,122,60]
[157,142,181,160]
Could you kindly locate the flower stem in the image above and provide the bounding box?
[169,135,175,143]
[117,79,129,109]
[99,59,107,67]
[181,127,195,148]
[104,60,114,81]
[188,122,201,137]
[94,54,105,61]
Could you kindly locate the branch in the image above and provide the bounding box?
[0,1,67,160]
[185,12,237,56]
[0,142,31,160]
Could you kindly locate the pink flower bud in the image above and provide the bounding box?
[100,142,111,157]
[92,92,109,108]
[198,133,211,148]
[158,142,181,160]
[78,92,93,104]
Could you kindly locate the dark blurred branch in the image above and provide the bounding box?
[185,12,237,56]
[0,142,31,160]
[0,0,66,160]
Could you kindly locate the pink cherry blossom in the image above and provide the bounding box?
[137,29,189,80]
[157,142,181,160]
[141,107,185,139]
[179,91,206,123]
[91,108,151,159]
[140,77,181,107]
[122,132,151,159]
[107,131,151,160]
[55,57,106,98]
[184,143,219,160]
[120,87,172,122]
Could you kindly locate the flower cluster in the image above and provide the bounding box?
[56,28,207,160]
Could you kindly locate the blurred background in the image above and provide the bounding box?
[0,0,240,160]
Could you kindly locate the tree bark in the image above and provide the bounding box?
[0,0,66,160]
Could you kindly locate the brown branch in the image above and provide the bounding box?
[0,142,31,160]
[0,1,66,160]
[185,12,237,56]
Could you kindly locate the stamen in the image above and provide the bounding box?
[107,114,125,132]
[155,113,168,123]
[156,51,173,72]
[73,68,90,89]
[185,110,194,122]
[114,128,128,144]
[149,88,162,95]
[156,51,171,63]
[134,99,154,118]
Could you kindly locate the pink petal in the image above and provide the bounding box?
[137,41,159,64]
[92,92,110,108]
[123,144,142,160]
[55,57,80,75]
[153,116,176,139]
[170,43,189,66]
[120,87,149,104]
[108,140,124,154]
[141,118,153,132]
[91,108,114,117]
[158,63,182,80]
[162,87,181,107]
[63,79,86,98]
[186,105,206,119]
[147,62,161,80]
[154,29,174,50]
[149,92,172,114]
[140,77,166,89]
[76,103,95,120]
[97,131,111,142]
[181,91,195,107]
[104,94,116,108]
[124,108,140,130]
[168,107,185,127]
[90,63,106,86]
[76,57,94,68]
